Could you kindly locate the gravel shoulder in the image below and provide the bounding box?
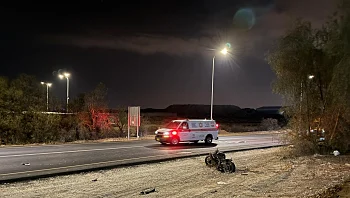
[1,147,350,198]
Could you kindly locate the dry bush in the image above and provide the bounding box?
[220,123,260,132]
[260,118,281,131]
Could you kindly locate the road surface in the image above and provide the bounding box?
[0,134,282,182]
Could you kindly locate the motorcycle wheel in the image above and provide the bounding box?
[218,160,235,173]
[227,160,236,173]
[221,163,231,173]
[205,156,215,167]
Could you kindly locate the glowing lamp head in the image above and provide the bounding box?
[59,73,70,79]
[47,83,52,87]
[308,75,314,79]
[41,82,45,85]
[220,48,228,55]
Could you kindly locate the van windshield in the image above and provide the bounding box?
[165,121,181,129]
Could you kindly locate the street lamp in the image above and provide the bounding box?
[41,82,52,112]
[59,72,70,112]
[301,75,315,99]
[300,74,315,134]
[211,47,228,120]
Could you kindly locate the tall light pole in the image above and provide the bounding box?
[300,74,314,134]
[300,75,315,105]
[59,72,70,113]
[210,47,228,120]
[41,82,52,112]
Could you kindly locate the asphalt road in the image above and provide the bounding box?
[0,134,282,182]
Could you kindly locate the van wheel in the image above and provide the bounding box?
[205,135,213,144]
[171,137,179,145]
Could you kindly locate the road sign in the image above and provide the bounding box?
[128,106,140,127]
[128,106,141,139]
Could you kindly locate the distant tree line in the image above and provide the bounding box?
[0,74,131,144]
[268,0,350,154]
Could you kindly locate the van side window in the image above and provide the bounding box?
[181,122,189,129]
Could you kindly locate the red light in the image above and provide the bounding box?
[216,124,219,128]
[171,131,177,135]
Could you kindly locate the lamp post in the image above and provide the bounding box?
[210,47,228,120]
[59,73,70,113]
[300,75,315,105]
[41,82,52,112]
[300,74,315,134]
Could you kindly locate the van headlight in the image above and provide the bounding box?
[163,131,170,138]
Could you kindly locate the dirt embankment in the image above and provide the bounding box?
[1,147,350,198]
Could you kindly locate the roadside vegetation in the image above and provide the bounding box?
[0,75,146,145]
[268,0,350,155]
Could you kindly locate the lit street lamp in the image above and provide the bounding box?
[211,47,228,120]
[59,72,70,112]
[41,82,52,112]
[300,74,315,134]
[301,75,315,100]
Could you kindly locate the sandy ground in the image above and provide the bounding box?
[1,147,350,198]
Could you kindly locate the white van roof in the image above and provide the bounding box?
[172,119,215,122]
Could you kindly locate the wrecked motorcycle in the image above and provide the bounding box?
[205,149,235,173]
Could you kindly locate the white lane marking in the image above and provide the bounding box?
[0,137,280,158]
[179,151,192,154]
[0,145,145,158]
[0,154,168,176]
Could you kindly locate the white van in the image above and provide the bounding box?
[155,119,219,145]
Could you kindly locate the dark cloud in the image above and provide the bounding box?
[44,0,336,58]
[49,34,214,56]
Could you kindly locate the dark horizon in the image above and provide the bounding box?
[0,1,336,109]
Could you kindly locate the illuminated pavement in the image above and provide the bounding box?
[0,133,283,182]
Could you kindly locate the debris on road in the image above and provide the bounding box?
[140,187,156,195]
[22,163,30,166]
[333,150,340,156]
[217,181,228,185]
[92,179,98,182]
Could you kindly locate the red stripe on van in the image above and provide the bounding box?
[180,128,218,132]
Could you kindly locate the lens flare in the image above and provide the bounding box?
[233,8,255,30]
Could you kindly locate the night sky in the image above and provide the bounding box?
[0,0,336,108]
